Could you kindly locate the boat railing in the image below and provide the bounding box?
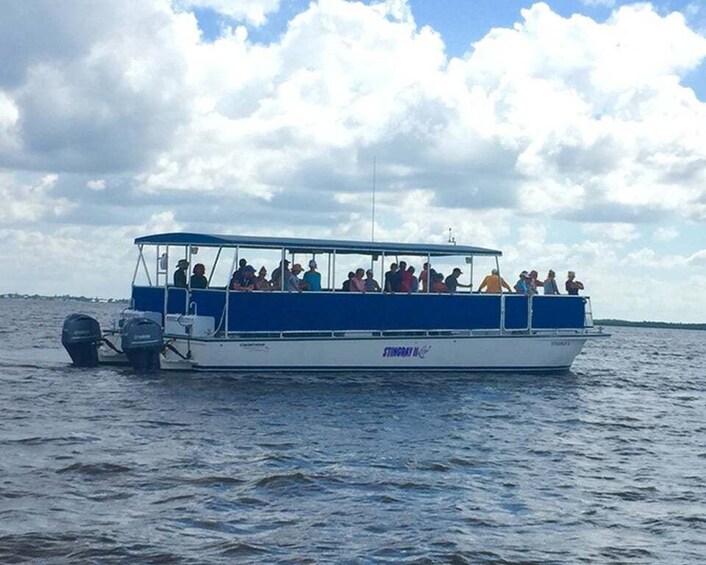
[131,285,590,337]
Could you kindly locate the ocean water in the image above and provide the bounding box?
[0,297,704,564]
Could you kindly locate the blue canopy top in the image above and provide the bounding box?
[134,232,502,257]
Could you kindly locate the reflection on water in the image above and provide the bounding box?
[0,298,704,563]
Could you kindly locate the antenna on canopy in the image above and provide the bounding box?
[448,227,456,245]
[371,156,377,242]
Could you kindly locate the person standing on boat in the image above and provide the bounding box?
[303,260,321,291]
[514,271,529,294]
[350,268,366,292]
[543,270,560,295]
[393,261,407,292]
[190,264,208,289]
[271,260,290,290]
[527,270,543,296]
[478,269,512,293]
[174,259,189,287]
[445,267,471,294]
[408,266,419,293]
[419,262,437,293]
[287,264,304,292]
[384,263,398,292]
[566,271,585,295]
[365,269,381,292]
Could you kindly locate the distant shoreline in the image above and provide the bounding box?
[594,319,706,331]
[0,293,128,304]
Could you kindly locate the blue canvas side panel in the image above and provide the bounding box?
[167,288,188,314]
[226,293,502,333]
[504,295,528,329]
[532,296,585,329]
[132,286,164,317]
[190,290,227,328]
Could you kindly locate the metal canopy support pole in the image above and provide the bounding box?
[327,252,331,290]
[469,256,474,294]
[227,247,238,288]
[332,250,336,291]
[381,252,385,291]
[139,245,153,287]
[209,246,223,286]
[132,244,142,286]
[281,248,286,291]
[426,253,431,293]
[186,245,192,313]
[496,255,504,333]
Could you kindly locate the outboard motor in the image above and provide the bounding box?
[121,317,164,372]
[62,314,102,367]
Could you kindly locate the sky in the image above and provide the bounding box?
[1,0,705,322]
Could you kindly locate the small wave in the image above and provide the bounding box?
[255,472,312,489]
[56,462,133,476]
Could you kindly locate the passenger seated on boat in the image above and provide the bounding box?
[543,270,560,295]
[445,267,471,294]
[231,265,256,291]
[350,268,366,292]
[271,260,290,290]
[342,271,355,291]
[419,262,437,293]
[287,263,305,292]
[514,271,529,294]
[232,258,248,282]
[565,271,584,295]
[255,267,271,291]
[173,259,189,288]
[478,269,512,293]
[384,263,398,292]
[365,269,381,292]
[432,273,448,293]
[190,263,208,289]
[303,260,321,291]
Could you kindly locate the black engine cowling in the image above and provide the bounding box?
[62,314,102,367]
[121,317,164,372]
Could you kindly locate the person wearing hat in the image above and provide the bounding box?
[565,271,584,295]
[444,267,471,294]
[174,259,189,288]
[303,259,321,291]
[514,271,529,294]
[231,265,256,291]
[190,263,208,289]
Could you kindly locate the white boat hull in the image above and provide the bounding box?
[149,332,602,372]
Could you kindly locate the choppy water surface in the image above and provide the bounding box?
[1,298,705,563]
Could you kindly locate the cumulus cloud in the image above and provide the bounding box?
[1,0,705,321]
[653,226,679,241]
[0,172,74,222]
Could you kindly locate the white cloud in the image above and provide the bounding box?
[0,172,74,222]
[582,0,615,7]
[0,0,705,321]
[653,226,679,241]
[688,249,706,266]
[86,179,106,191]
[582,222,640,242]
[176,0,281,26]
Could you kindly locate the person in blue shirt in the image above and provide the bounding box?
[303,259,321,291]
[514,271,529,294]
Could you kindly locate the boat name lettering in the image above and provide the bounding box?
[383,345,431,359]
[551,340,570,346]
